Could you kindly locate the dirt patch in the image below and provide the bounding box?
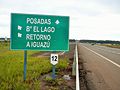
[31,44,75,59]
[33,44,76,90]
[31,51,51,57]
[40,69,76,90]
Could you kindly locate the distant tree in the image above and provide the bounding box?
[80,39,120,44]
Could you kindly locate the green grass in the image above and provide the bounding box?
[0,42,68,90]
[100,44,120,49]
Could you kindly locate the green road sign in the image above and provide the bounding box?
[11,13,69,51]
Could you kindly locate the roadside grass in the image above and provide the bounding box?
[0,43,68,90]
[100,44,120,49]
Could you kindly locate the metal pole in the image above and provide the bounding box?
[52,65,56,79]
[24,50,27,81]
[76,44,80,90]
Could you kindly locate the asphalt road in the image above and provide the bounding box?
[78,43,120,90]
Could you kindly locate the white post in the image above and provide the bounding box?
[76,44,80,90]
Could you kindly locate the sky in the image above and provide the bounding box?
[0,0,120,41]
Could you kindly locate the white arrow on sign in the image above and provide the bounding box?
[55,20,60,24]
[18,33,22,38]
[18,25,22,30]
[50,54,58,65]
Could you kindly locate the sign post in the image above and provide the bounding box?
[24,50,27,81]
[50,54,58,79]
[52,65,56,80]
[11,13,69,80]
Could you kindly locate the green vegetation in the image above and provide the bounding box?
[80,40,120,49]
[44,77,64,86]
[80,39,120,45]
[0,42,68,90]
[100,44,120,49]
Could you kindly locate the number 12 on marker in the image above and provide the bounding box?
[50,54,58,65]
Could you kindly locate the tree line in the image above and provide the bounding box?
[80,40,120,44]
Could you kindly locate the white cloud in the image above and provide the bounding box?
[0,27,10,38]
[0,0,120,41]
[76,13,120,40]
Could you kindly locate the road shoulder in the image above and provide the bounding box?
[78,44,112,90]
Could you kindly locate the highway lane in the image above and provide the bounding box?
[78,43,120,90]
[82,43,120,66]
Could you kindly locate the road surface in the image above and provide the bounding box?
[78,43,120,90]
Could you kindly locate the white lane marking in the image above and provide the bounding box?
[58,51,65,55]
[61,51,65,55]
[82,45,120,68]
